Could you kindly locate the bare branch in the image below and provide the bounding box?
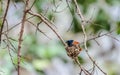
[17,0,29,75]
[0,0,10,44]
[1,15,35,35]
[74,57,91,75]
[85,30,115,43]
[28,11,66,46]
[72,0,107,75]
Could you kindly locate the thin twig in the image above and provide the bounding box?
[3,19,17,70]
[27,20,52,40]
[4,35,17,70]
[29,0,36,10]
[4,37,17,53]
[73,0,85,21]
[106,34,120,42]
[36,21,42,35]
[74,57,91,75]
[0,0,10,44]
[66,0,75,32]
[28,11,66,46]
[1,15,35,35]
[84,30,115,44]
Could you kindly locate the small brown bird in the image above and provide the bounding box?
[65,40,82,58]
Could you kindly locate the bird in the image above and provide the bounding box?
[65,40,82,58]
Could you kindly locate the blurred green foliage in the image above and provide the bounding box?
[0,19,2,27]
[117,22,120,34]
[34,0,43,13]
[13,0,22,2]
[77,0,96,13]
[105,0,120,5]
[77,56,84,64]
[72,17,82,33]
[92,9,110,33]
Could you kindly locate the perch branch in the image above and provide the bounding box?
[73,0,107,75]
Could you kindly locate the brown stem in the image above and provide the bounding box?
[17,0,29,75]
[0,0,10,44]
[74,57,91,75]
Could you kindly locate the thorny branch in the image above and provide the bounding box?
[72,0,107,75]
[0,0,10,44]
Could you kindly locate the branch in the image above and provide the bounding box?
[72,0,107,75]
[28,11,66,46]
[17,0,29,75]
[0,0,10,44]
[81,30,115,44]
[1,15,35,35]
[74,57,91,75]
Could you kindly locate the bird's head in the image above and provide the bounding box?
[66,40,74,47]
